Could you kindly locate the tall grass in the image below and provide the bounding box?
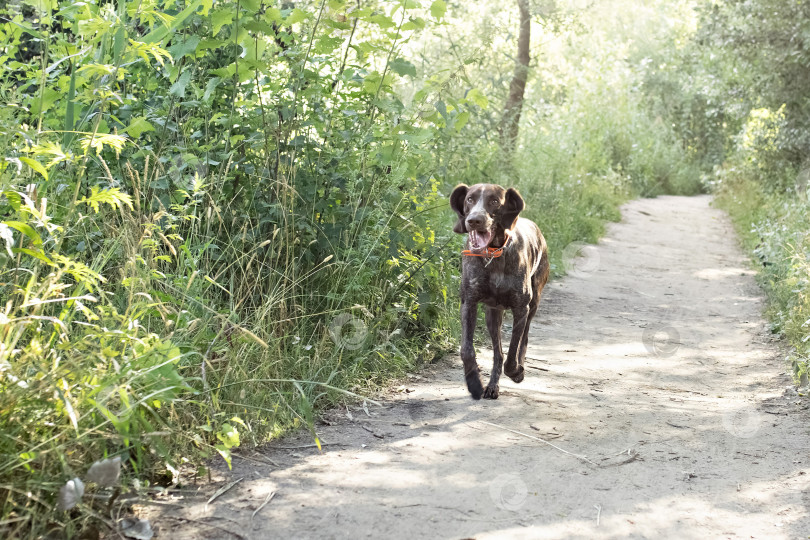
[711,106,810,385]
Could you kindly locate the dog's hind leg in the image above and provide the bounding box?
[483,307,504,399]
[514,271,545,380]
[516,298,540,377]
[460,299,484,399]
[503,304,529,383]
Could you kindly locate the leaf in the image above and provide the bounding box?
[402,17,426,31]
[86,457,121,487]
[78,187,134,213]
[455,110,471,132]
[80,133,128,155]
[168,35,201,60]
[286,8,309,25]
[389,57,416,78]
[430,0,446,19]
[170,70,193,98]
[203,77,221,103]
[128,40,173,66]
[1,191,22,211]
[465,87,489,109]
[30,87,60,116]
[3,221,42,247]
[0,223,14,256]
[11,247,53,265]
[19,157,48,181]
[211,9,234,35]
[58,478,84,511]
[216,423,240,449]
[30,141,70,168]
[435,100,447,120]
[77,63,116,79]
[369,14,395,28]
[264,7,282,23]
[125,117,155,138]
[142,0,205,44]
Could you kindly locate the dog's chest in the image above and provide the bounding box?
[466,268,528,308]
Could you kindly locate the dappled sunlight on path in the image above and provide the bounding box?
[141,196,809,539]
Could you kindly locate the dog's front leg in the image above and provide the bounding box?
[460,298,484,399]
[483,307,504,399]
[503,304,529,383]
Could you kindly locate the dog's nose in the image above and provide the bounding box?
[466,213,485,229]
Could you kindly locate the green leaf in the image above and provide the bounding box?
[265,7,282,23]
[401,17,425,31]
[454,110,470,132]
[435,100,447,120]
[124,117,155,138]
[216,423,240,449]
[389,57,416,78]
[1,191,21,211]
[211,9,234,35]
[113,24,127,65]
[465,87,488,109]
[401,128,434,144]
[143,0,205,43]
[241,0,261,13]
[30,87,60,116]
[80,133,128,155]
[78,187,134,213]
[0,223,14,256]
[170,70,193,98]
[430,0,446,19]
[19,157,48,181]
[11,247,52,265]
[203,77,221,103]
[286,8,308,25]
[168,35,201,60]
[369,14,395,28]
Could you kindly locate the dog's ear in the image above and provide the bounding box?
[499,187,525,231]
[450,184,469,234]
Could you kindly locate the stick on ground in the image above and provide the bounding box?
[479,420,597,466]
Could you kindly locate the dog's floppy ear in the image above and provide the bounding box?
[450,184,469,234]
[499,187,525,231]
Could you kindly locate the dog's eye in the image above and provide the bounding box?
[467,197,474,203]
[489,200,500,207]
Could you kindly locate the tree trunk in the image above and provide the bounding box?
[499,0,531,153]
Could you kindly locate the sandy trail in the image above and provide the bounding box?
[144,195,810,539]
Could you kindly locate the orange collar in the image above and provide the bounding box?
[462,229,512,259]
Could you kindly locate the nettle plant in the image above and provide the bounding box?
[1,0,474,533]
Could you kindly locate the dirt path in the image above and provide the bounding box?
[144,195,810,539]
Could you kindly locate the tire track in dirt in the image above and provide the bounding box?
[142,195,810,539]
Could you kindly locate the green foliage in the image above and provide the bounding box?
[714,174,810,386]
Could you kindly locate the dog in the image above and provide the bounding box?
[450,183,549,399]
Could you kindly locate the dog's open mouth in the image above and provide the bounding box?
[469,230,493,251]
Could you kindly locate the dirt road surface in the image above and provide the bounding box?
[142,195,810,539]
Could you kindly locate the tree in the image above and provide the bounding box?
[498,0,531,154]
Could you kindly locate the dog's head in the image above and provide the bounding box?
[450,183,525,251]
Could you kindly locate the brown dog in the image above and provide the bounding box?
[450,183,549,399]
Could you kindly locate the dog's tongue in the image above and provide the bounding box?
[470,230,493,251]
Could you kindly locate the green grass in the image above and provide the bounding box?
[713,168,810,386]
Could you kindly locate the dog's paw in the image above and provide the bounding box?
[466,372,484,400]
[503,360,519,377]
[506,365,524,383]
[483,384,499,399]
